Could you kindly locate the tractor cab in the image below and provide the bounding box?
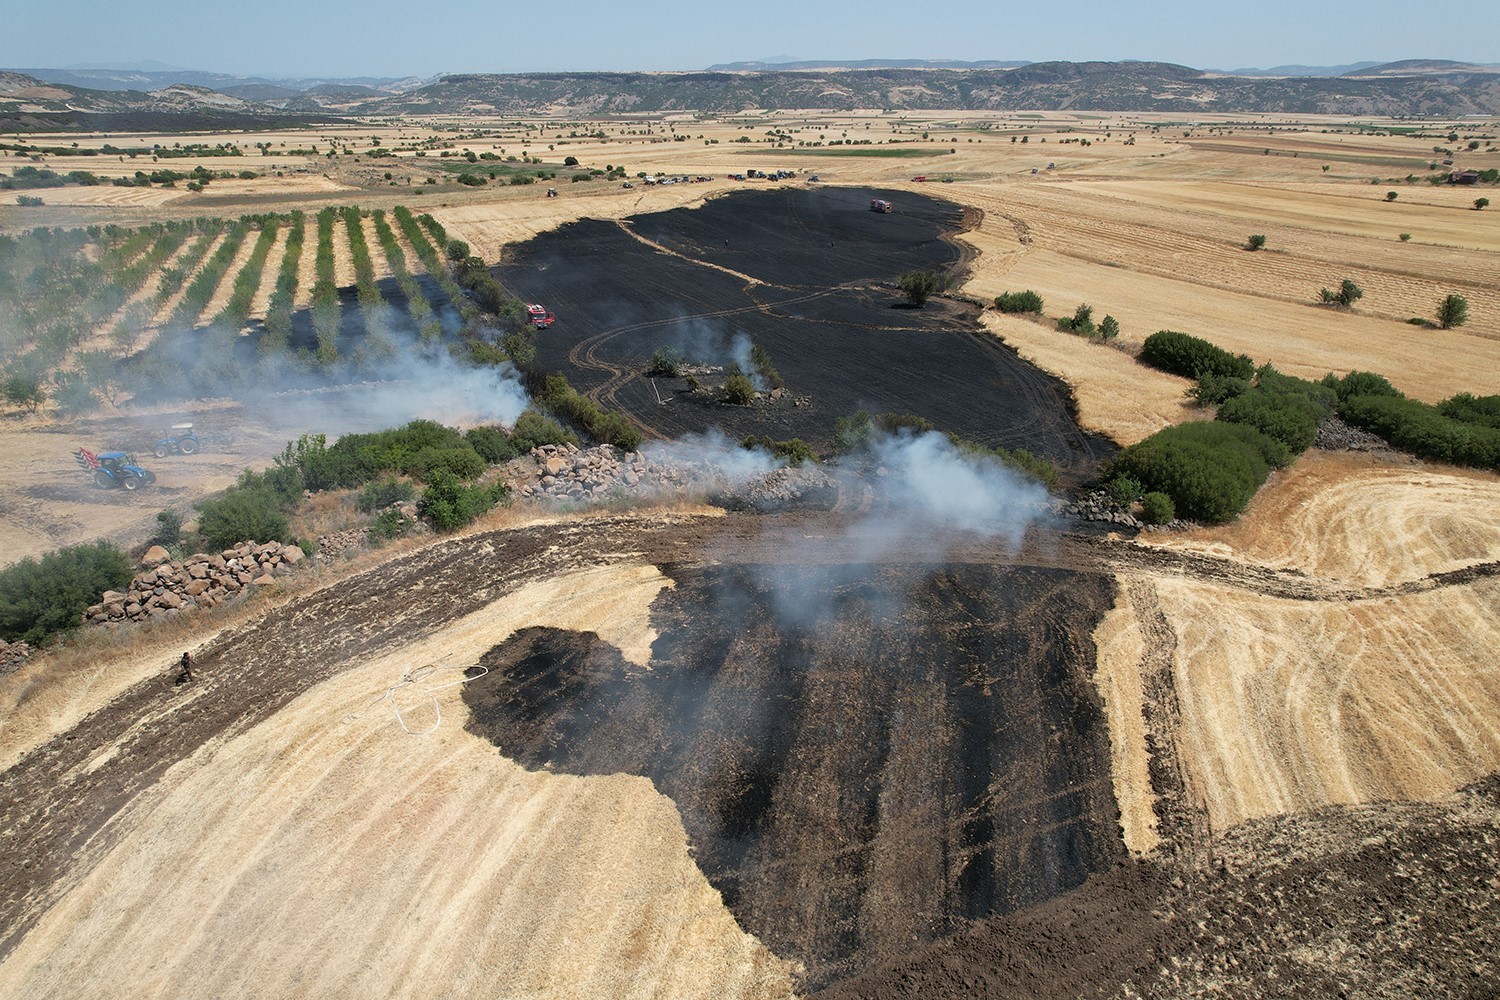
[526,304,556,329]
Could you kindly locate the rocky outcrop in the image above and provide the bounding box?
[510,443,834,512]
[1059,490,1191,532]
[1315,415,1393,453]
[83,541,308,627]
[0,639,34,675]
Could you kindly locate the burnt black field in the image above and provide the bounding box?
[464,560,1123,990]
[497,187,1113,479]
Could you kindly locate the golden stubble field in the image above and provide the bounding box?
[2,108,1498,995]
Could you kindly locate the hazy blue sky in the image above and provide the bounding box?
[5,0,1496,78]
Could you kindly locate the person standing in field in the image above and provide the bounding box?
[178,651,195,684]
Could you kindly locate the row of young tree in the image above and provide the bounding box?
[1,205,502,414]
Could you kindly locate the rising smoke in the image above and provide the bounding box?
[254,344,531,437]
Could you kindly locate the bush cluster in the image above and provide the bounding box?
[740,435,815,465]
[419,468,506,532]
[833,410,1058,490]
[994,290,1044,314]
[0,540,134,644]
[537,374,643,450]
[1139,330,1255,380]
[1338,394,1500,469]
[1438,393,1500,430]
[512,411,578,450]
[1214,366,1335,454]
[1107,421,1290,523]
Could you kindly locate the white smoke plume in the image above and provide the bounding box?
[640,428,784,481]
[251,344,531,437]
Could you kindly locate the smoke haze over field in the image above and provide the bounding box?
[248,346,530,438]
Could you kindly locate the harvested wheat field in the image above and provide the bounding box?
[3,108,1499,999]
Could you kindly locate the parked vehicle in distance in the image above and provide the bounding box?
[154,423,200,457]
[527,304,556,329]
[870,199,893,213]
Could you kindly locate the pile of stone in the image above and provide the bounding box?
[83,540,306,626]
[0,639,34,675]
[1058,491,1190,532]
[513,444,664,502]
[315,528,368,560]
[511,442,831,511]
[1315,415,1391,453]
[710,466,839,512]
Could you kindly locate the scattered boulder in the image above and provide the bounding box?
[140,545,171,567]
[83,539,314,630]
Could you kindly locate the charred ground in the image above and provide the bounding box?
[497,188,1112,482]
[463,560,1122,989]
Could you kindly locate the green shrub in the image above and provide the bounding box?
[466,424,520,462]
[1106,475,1143,506]
[418,467,506,532]
[1140,331,1255,380]
[1108,421,1290,523]
[1057,303,1096,336]
[741,435,816,465]
[1098,315,1120,340]
[367,509,412,543]
[833,411,938,454]
[724,371,755,405]
[405,446,486,482]
[536,373,642,448]
[0,540,134,644]
[357,475,416,513]
[1321,370,1403,402]
[1339,394,1500,469]
[1214,367,1334,454]
[648,346,684,377]
[1438,393,1500,430]
[994,290,1044,314]
[590,410,644,451]
[1188,373,1252,405]
[950,438,1060,491]
[512,411,578,450]
[1140,492,1176,525]
[152,510,183,548]
[196,480,290,550]
[897,270,942,307]
[1318,279,1363,308]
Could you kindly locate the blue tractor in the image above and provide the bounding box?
[75,448,157,491]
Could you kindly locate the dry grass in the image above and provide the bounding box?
[0,563,796,1000]
[1154,574,1500,831]
[1146,450,1500,587]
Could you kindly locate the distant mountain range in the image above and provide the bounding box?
[705,59,1031,72]
[3,60,1499,130]
[7,66,432,95]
